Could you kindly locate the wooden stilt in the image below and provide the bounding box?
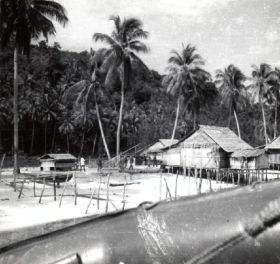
[159,171,162,200]
[85,187,95,214]
[53,176,56,201]
[198,168,202,194]
[39,178,46,204]
[265,169,268,182]
[187,167,191,195]
[175,171,179,199]
[164,178,172,201]
[74,172,77,205]
[59,173,70,208]
[97,173,102,210]
[105,173,111,213]
[18,178,26,199]
[208,170,212,192]
[122,176,127,211]
[195,168,198,194]
[237,170,240,185]
[232,172,234,184]
[33,175,37,197]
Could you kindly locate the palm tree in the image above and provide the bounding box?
[266,67,280,139]
[0,0,68,188]
[93,15,149,157]
[215,65,246,138]
[164,44,216,143]
[248,64,272,144]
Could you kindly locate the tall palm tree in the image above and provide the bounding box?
[0,0,68,188]
[215,65,246,138]
[164,44,216,143]
[266,67,280,139]
[93,15,149,157]
[248,64,272,145]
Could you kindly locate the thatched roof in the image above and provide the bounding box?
[40,153,77,161]
[143,139,178,154]
[231,148,265,158]
[175,125,252,153]
[266,136,280,150]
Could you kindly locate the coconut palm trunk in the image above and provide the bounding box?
[30,119,35,155]
[44,121,47,154]
[13,47,19,189]
[117,60,128,157]
[94,91,111,159]
[66,133,69,153]
[260,101,268,145]
[233,108,241,138]
[274,93,278,139]
[171,97,180,145]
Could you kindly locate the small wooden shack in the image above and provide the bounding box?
[162,125,252,169]
[265,137,280,169]
[230,149,268,169]
[39,153,77,171]
[141,139,178,161]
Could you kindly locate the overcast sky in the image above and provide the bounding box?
[51,0,280,76]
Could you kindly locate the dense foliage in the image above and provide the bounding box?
[0,40,279,157]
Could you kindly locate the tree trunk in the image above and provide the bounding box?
[171,97,180,145]
[13,47,19,189]
[117,62,127,157]
[0,128,3,154]
[66,133,69,153]
[51,125,56,153]
[79,130,85,157]
[95,93,111,160]
[274,93,278,139]
[261,101,268,145]
[92,134,97,157]
[193,110,198,130]
[30,119,35,155]
[233,108,241,138]
[44,121,47,154]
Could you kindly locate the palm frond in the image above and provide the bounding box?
[33,0,68,26]
[128,40,149,53]
[93,33,118,47]
[109,15,121,33]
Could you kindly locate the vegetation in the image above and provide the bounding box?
[1,10,280,166]
[0,0,68,187]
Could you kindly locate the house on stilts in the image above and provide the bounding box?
[141,139,179,162]
[161,125,252,170]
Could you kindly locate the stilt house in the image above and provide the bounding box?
[230,149,268,169]
[161,125,252,169]
[39,153,77,171]
[141,139,178,161]
[265,137,280,169]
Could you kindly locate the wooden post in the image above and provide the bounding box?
[187,167,190,195]
[18,178,26,199]
[59,173,70,208]
[195,168,198,194]
[85,187,95,214]
[232,172,234,184]
[164,178,172,201]
[208,170,212,193]
[198,168,203,194]
[216,169,218,184]
[33,175,37,197]
[97,173,102,210]
[159,171,162,200]
[175,170,179,199]
[53,176,56,201]
[237,170,240,185]
[105,173,111,213]
[39,177,46,204]
[74,172,77,205]
[265,169,268,182]
[122,176,127,211]
[0,153,6,182]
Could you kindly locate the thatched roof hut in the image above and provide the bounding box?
[162,125,252,169]
[230,148,268,169]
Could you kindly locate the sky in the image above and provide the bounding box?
[50,0,280,76]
